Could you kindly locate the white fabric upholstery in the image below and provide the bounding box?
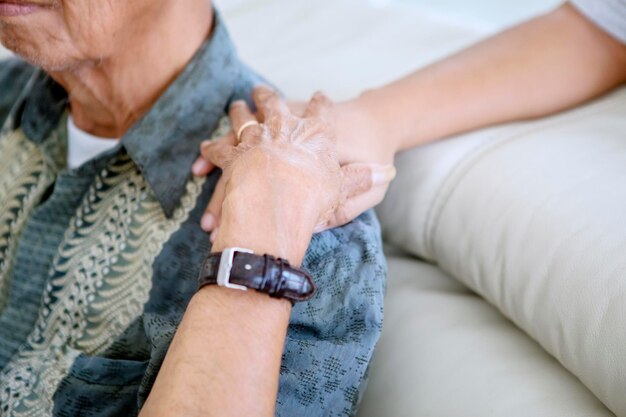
[2,1,621,415]
[224,2,626,415]
[357,250,614,417]
[219,0,485,100]
[377,90,626,416]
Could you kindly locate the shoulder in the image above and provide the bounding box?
[305,209,386,269]
[277,211,386,415]
[0,57,37,127]
[299,208,387,323]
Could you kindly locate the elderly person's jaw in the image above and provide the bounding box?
[0,0,214,137]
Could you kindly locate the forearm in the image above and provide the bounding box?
[140,287,291,417]
[142,278,292,417]
[140,164,316,417]
[140,200,310,417]
[354,3,626,152]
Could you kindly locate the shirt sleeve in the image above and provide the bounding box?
[276,209,387,417]
[570,0,626,44]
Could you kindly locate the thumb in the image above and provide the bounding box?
[340,163,396,200]
[315,183,391,233]
[313,163,396,233]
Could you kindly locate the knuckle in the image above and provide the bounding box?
[255,85,274,100]
[313,91,333,106]
[200,144,215,158]
[230,100,246,109]
[335,204,351,225]
[200,140,213,152]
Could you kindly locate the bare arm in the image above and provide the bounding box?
[194,3,626,249]
[139,238,296,417]
[337,3,626,161]
[142,171,319,417]
[141,87,387,416]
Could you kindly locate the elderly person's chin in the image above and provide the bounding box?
[0,32,86,72]
[0,0,125,72]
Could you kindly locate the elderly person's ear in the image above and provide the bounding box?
[192,87,396,237]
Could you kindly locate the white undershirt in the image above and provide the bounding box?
[66,116,119,170]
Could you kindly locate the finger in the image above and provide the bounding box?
[201,211,216,232]
[288,101,307,117]
[229,100,256,130]
[229,100,262,143]
[200,132,237,168]
[210,227,220,243]
[340,163,396,200]
[192,155,215,176]
[317,163,396,233]
[304,91,335,128]
[253,85,289,122]
[315,183,390,233]
[201,176,226,232]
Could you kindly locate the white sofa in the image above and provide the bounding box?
[366,87,626,417]
[220,1,626,416]
[2,1,624,416]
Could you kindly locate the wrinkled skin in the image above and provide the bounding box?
[199,86,396,242]
[0,0,212,138]
[0,0,166,71]
[195,87,396,238]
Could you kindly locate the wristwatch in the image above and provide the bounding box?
[197,247,316,303]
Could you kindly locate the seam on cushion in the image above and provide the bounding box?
[423,89,626,261]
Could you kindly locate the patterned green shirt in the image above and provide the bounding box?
[0,12,386,417]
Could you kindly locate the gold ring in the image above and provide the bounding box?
[236,120,260,142]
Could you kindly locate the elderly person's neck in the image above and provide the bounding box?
[50,3,214,138]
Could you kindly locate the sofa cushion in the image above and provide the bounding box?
[376,88,626,416]
[220,0,485,101]
[357,251,614,417]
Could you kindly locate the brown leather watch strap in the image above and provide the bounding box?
[197,251,316,303]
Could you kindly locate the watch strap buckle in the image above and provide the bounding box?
[216,247,254,291]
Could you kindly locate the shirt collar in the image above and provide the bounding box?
[12,11,255,218]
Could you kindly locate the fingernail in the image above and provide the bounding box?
[201,213,215,231]
[192,159,208,175]
[371,165,397,186]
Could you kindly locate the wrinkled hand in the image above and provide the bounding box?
[192,86,396,242]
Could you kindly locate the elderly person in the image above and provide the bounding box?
[0,1,394,416]
[195,0,626,232]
